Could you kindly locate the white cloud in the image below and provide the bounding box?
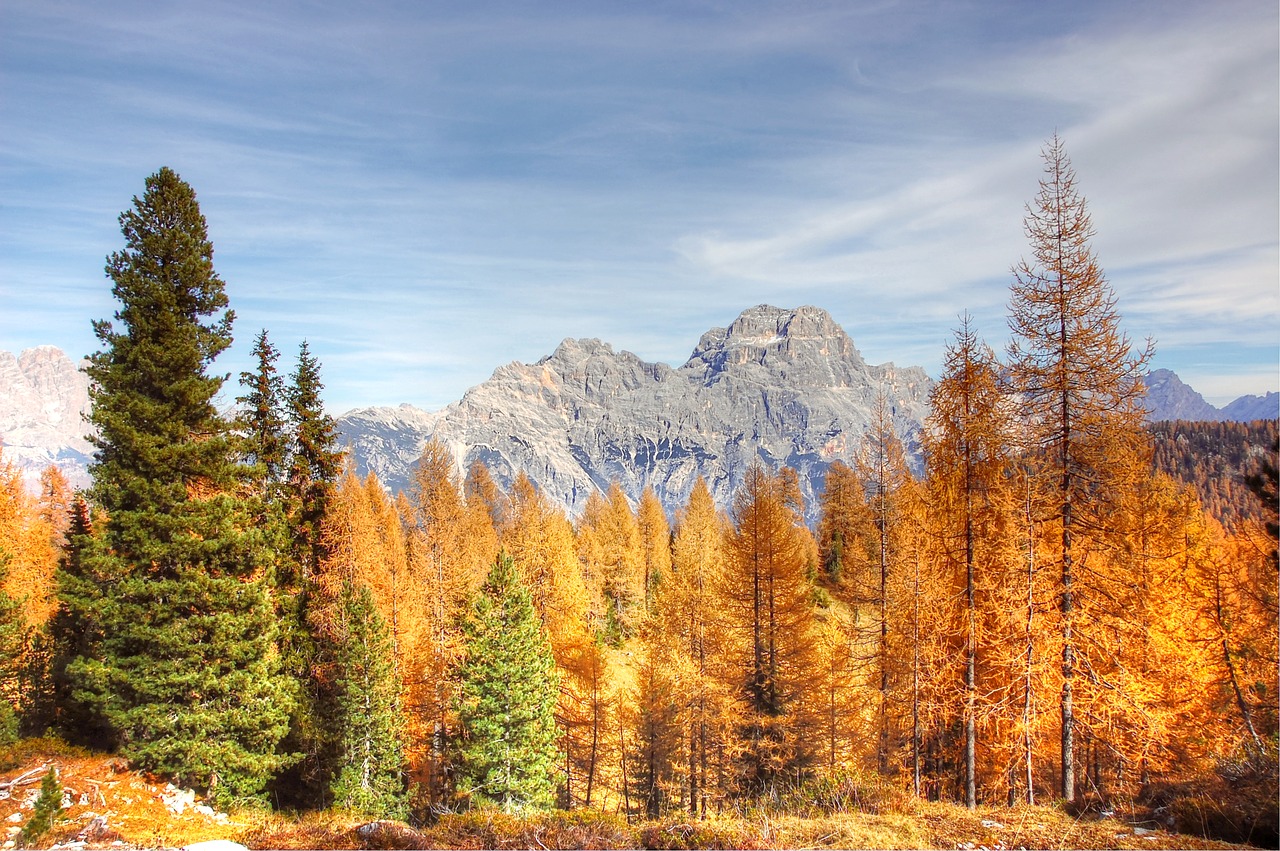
[2,1,1275,412]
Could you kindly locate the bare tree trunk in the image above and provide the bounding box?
[619,712,631,823]
[964,455,977,809]
[1024,471,1036,805]
[912,550,921,798]
[1215,571,1265,754]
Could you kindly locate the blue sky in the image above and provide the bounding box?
[2,0,1276,412]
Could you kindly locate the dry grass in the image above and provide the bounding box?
[0,738,259,850]
[0,741,1257,850]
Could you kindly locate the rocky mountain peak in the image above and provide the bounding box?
[0,346,93,491]
[684,304,866,387]
[1143,368,1220,421]
[341,306,935,520]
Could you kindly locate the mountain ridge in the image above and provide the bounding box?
[2,307,1275,514]
[340,305,934,520]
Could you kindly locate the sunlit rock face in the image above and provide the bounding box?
[12,308,1273,515]
[339,305,934,521]
[0,346,94,492]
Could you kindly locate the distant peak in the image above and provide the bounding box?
[545,337,615,362]
[684,305,861,376]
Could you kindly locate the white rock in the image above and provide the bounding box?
[181,842,249,851]
[0,346,93,493]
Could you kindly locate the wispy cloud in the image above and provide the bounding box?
[2,0,1275,412]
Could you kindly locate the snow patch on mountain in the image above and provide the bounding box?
[0,346,93,492]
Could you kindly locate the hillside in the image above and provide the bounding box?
[0,741,1254,851]
[1148,419,1279,531]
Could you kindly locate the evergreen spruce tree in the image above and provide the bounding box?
[263,341,343,809]
[46,497,114,747]
[285,341,344,581]
[237,329,289,497]
[454,554,561,813]
[327,581,409,819]
[67,167,293,804]
[18,768,63,847]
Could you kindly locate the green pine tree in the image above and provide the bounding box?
[47,497,114,747]
[68,167,294,805]
[454,554,562,814]
[18,768,63,847]
[285,341,344,582]
[266,341,344,810]
[327,581,409,819]
[237,329,289,497]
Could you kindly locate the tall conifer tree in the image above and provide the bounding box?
[454,554,562,813]
[285,341,344,581]
[722,463,818,795]
[326,581,409,818]
[667,477,726,817]
[925,316,1019,807]
[1006,135,1151,802]
[68,167,292,803]
[237,329,288,496]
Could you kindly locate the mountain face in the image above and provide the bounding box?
[1143,369,1223,421]
[5,309,1275,516]
[339,305,933,520]
[1144,369,1280,423]
[1221,391,1280,422]
[0,346,93,491]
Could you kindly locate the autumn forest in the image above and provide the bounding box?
[0,138,1276,847]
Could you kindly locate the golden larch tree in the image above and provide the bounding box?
[856,393,918,779]
[636,485,672,605]
[401,441,493,805]
[666,476,731,816]
[1006,133,1151,802]
[577,482,644,644]
[924,316,1021,806]
[720,462,819,796]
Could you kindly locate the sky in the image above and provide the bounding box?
[2,0,1276,413]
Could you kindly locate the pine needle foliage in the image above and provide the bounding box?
[454,554,561,814]
[67,167,293,805]
[284,341,345,582]
[327,581,409,819]
[18,767,63,847]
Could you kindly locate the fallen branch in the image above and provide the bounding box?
[0,763,51,799]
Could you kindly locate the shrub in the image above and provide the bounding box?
[774,771,913,817]
[18,767,63,848]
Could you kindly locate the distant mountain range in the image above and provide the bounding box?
[2,307,1275,516]
[1142,368,1279,423]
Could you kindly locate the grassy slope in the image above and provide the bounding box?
[1,741,1249,850]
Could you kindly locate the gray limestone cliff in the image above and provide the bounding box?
[0,346,93,491]
[339,305,933,519]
